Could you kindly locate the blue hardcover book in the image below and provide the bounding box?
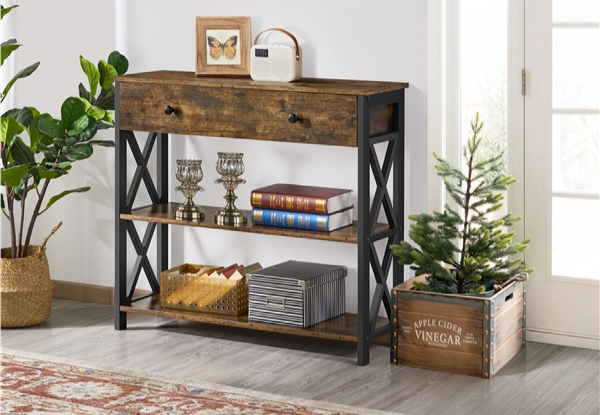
[251,207,353,232]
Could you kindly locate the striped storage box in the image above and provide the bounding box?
[247,260,347,327]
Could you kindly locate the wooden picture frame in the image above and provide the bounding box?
[195,16,251,76]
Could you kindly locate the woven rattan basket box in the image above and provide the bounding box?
[160,263,248,315]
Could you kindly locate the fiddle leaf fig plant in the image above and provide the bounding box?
[1,4,128,259]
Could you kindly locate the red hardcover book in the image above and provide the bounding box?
[250,183,353,214]
[222,265,244,279]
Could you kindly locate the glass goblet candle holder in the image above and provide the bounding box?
[174,159,205,221]
[214,152,247,226]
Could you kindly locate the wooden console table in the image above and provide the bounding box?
[114,71,408,365]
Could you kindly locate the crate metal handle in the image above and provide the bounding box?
[265,296,286,309]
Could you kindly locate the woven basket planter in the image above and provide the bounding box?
[1,223,60,328]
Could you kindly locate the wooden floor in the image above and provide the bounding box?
[2,298,599,415]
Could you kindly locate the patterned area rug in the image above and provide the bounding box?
[1,349,400,415]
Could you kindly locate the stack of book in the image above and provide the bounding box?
[250,183,354,232]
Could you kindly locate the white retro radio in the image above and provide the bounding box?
[251,28,302,82]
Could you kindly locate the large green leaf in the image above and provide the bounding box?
[78,96,91,110]
[60,97,86,130]
[52,137,66,147]
[78,97,106,121]
[44,160,72,172]
[78,83,91,101]
[1,61,40,99]
[1,5,18,19]
[87,105,106,121]
[107,51,129,75]
[89,140,114,147]
[28,111,50,151]
[96,120,113,130]
[36,118,63,139]
[29,168,41,186]
[14,170,35,198]
[102,111,114,125]
[75,117,98,142]
[64,143,93,161]
[2,108,20,118]
[10,137,35,164]
[34,141,49,151]
[45,186,90,210]
[66,115,89,137]
[1,116,25,144]
[1,39,20,65]
[97,93,115,111]
[79,55,99,100]
[15,106,34,127]
[1,163,31,188]
[98,60,118,90]
[30,166,62,181]
[43,152,57,164]
[55,161,72,170]
[64,136,78,147]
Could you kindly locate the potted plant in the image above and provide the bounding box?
[1,4,128,327]
[389,113,533,377]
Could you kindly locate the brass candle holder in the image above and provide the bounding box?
[174,159,205,221]
[214,152,247,226]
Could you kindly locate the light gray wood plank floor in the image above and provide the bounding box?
[2,298,599,415]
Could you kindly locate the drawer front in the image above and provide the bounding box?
[118,82,358,146]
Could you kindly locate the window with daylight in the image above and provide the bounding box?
[551,0,599,279]
[433,0,514,218]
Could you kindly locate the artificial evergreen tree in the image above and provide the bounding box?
[391,113,533,295]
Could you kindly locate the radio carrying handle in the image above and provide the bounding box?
[253,28,300,61]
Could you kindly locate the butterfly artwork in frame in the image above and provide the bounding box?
[196,17,251,76]
[207,32,239,64]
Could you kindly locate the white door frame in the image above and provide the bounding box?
[524,0,599,349]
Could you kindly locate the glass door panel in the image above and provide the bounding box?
[551,1,599,280]
[458,0,509,174]
[440,0,512,220]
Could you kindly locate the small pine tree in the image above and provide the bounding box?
[391,113,533,295]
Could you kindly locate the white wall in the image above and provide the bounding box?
[2,0,116,285]
[4,0,428,314]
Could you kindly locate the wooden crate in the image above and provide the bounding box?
[391,275,526,377]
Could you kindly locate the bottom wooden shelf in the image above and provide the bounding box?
[122,297,390,344]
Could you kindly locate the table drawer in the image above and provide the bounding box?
[118,82,359,146]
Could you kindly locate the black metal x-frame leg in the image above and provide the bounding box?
[357,90,405,365]
[115,85,169,330]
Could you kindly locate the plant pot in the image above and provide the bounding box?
[0,223,61,328]
[391,274,527,378]
[1,246,54,327]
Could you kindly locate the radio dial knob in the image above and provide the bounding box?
[164,105,175,115]
[288,113,300,124]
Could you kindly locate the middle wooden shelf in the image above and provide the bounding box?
[121,202,391,243]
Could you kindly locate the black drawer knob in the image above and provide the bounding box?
[288,113,300,124]
[164,105,175,115]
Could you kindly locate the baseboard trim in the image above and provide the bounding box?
[527,328,600,350]
[53,280,149,306]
